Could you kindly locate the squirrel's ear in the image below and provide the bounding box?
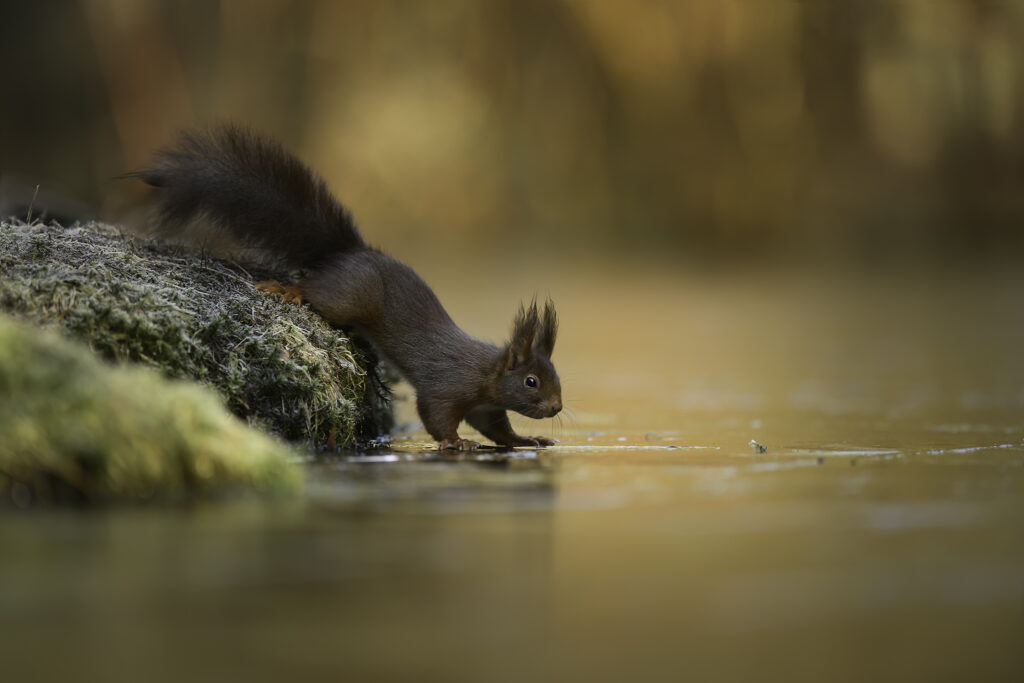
[534,299,558,358]
[501,345,518,373]
[503,300,539,371]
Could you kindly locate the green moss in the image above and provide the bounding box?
[0,220,391,445]
[0,315,301,504]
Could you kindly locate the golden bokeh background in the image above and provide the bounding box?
[4,6,1024,681]
[3,0,1023,264]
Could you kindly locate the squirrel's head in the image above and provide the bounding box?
[495,299,562,419]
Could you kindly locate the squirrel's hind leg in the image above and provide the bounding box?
[417,395,479,451]
[438,438,480,452]
[256,280,304,305]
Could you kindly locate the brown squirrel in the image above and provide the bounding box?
[128,125,562,451]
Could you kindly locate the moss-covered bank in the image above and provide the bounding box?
[0,315,300,504]
[0,220,390,446]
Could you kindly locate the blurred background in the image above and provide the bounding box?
[3,0,1023,266]
[4,4,1024,682]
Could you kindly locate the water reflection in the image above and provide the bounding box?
[306,448,556,516]
[2,268,1024,681]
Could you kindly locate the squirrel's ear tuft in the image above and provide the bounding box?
[535,299,558,358]
[503,300,539,371]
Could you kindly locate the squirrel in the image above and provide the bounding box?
[126,125,562,451]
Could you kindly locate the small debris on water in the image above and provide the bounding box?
[816,457,825,465]
[749,440,767,454]
[645,432,662,441]
[617,436,627,442]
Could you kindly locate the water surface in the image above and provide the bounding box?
[2,267,1023,682]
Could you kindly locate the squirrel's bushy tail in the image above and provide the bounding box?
[128,125,364,268]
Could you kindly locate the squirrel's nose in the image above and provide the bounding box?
[548,401,562,417]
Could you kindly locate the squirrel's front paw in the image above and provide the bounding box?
[439,438,480,452]
[505,435,556,448]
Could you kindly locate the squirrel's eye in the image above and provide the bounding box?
[525,375,538,389]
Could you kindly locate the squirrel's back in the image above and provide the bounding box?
[129,125,364,269]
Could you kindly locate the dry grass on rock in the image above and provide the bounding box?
[0,220,390,446]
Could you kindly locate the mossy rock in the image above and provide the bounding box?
[0,220,391,446]
[0,315,301,505]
